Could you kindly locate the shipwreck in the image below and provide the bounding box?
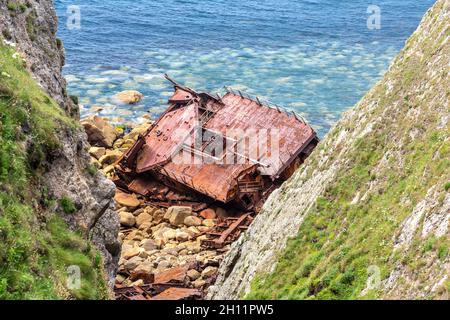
[115,75,318,214]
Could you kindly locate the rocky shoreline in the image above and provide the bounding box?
[81,106,226,296]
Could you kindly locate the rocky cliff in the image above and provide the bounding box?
[209,0,449,300]
[0,0,119,298]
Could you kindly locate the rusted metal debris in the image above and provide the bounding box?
[201,214,253,249]
[115,74,319,211]
[114,283,201,301]
[150,287,202,300]
[154,265,189,284]
[113,75,319,300]
[114,264,203,300]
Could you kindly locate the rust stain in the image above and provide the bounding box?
[150,287,202,300]
[154,265,189,284]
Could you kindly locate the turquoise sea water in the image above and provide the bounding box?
[55,0,435,136]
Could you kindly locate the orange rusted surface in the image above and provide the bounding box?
[154,265,189,284]
[150,287,202,300]
[117,75,319,206]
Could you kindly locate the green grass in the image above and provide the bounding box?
[0,41,108,299]
[60,196,77,215]
[86,164,98,177]
[444,182,450,192]
[7,1,27,13]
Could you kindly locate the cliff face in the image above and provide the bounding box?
[0,0,119,294]
[209,0,449,300]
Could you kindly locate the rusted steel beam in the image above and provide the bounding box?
[201,214,252,249]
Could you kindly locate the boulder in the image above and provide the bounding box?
[133,262,154,276]
[187,226,201,236]
[187,269,201,281]
[114,90,144,104]
[202,219,216,228]
[136,212,152,228]
[141,239,158,251]
[124,257,142,271]
[88,146,106,159]
[115,191,140,209]
[175,231,190,242]
[102,164,115,175]
[154,238,165,248]
[157,260,171,270]
[199,208,216,220]
[124,123,151,141]
[132,208,145,217]
[166,206,192,226]
[122,246,141,260]
[184,215,202,227]
[201,266,218,278]
[115,274,126,284]
[98,149,122,166]
[192,279,206,288]
[162,229,177,242]
[119,211,136,227]
[81,116,118,148]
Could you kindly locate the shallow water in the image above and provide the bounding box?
[55,0,434,136]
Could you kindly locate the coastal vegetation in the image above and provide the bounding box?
[0,41,108,299]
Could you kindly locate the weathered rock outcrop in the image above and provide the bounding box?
[0,0,120,286]
[209,0,449,300]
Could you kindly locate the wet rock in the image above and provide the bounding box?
[89,146,106,159]
[115,191,140,209]
[187,269,201,281]
[199,208,217,220]
[202,266,218,278]
[119,211,136,227]
[114,90,144,104]
[166,206,192,226]
[81,115,118,148]
[184,215,202,227]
